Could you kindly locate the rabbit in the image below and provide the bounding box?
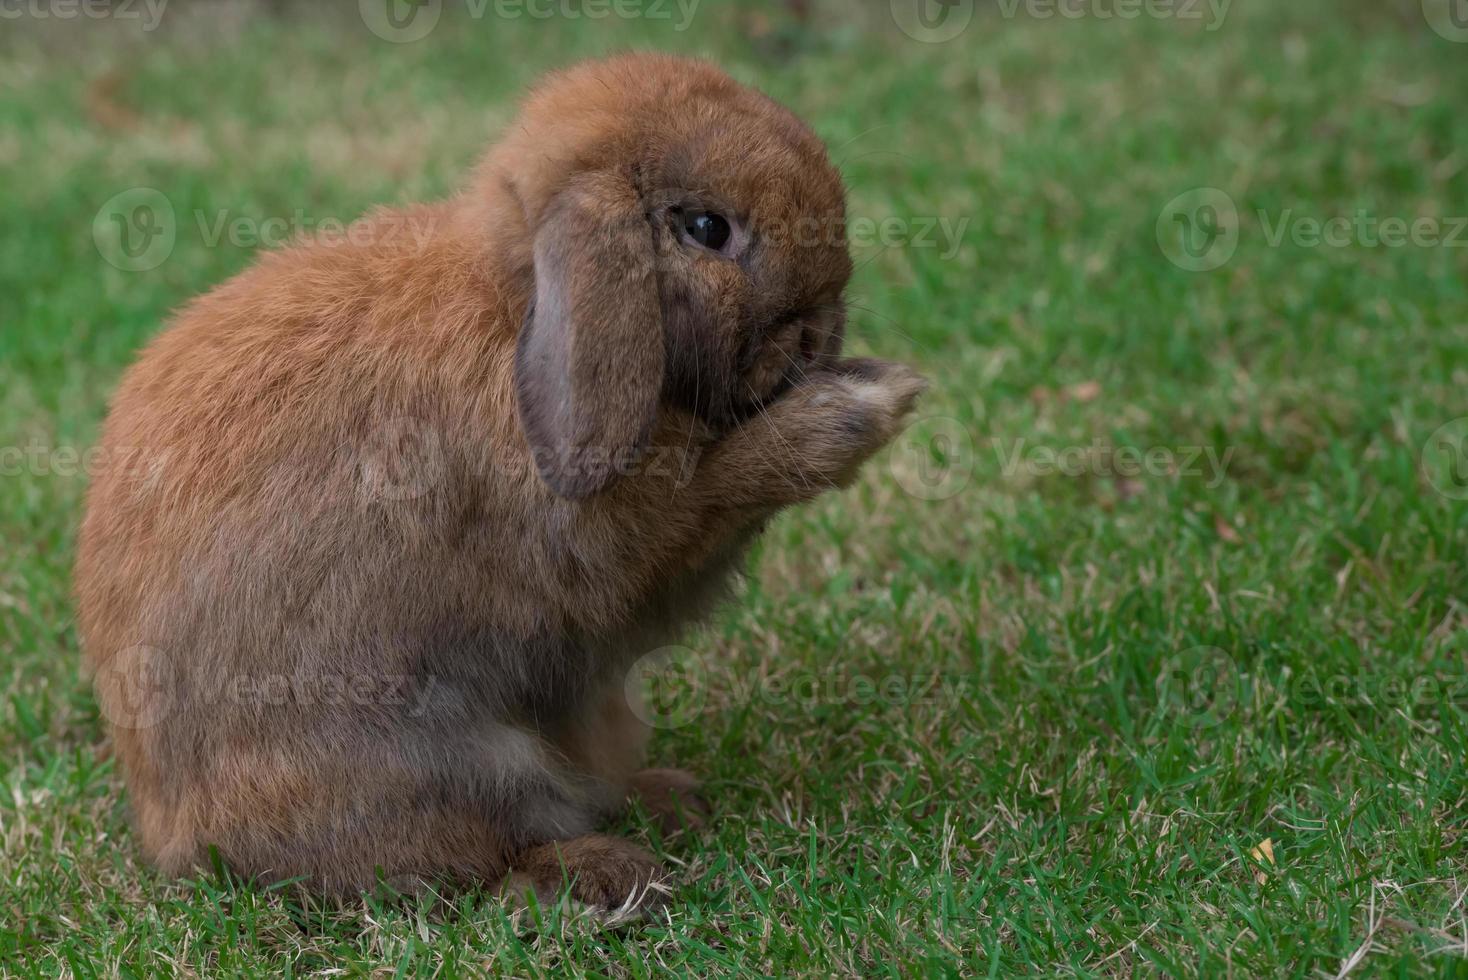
[75,53,927,906]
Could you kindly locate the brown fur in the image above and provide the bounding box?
[75,54,925,905]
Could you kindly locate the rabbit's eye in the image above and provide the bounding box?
[682,211,732,252]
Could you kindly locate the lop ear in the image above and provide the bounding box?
[515,171,664,499]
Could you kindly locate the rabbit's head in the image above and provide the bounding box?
[485,54,853,498]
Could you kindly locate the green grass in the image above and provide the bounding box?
[3,0,1467,974]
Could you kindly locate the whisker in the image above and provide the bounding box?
[673,308,705,501]
[744,381,812,495]
[805,300,934,356]
[765,337,817,389]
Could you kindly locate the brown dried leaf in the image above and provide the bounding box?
[1250,838,1275,885]
[1067,380,1102,403]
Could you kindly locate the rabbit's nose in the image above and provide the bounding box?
[798,324,818,363]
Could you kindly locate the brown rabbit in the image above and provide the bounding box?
[75,53,926,906]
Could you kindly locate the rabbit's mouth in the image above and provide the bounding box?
[741,315,824,409]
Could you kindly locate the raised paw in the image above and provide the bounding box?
[767,357,927,492]
[701,357,927,508]
[500,833,671,916]
[819,357,929,438]
[628,767,710,835]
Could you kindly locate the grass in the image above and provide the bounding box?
[2,0,1467,974]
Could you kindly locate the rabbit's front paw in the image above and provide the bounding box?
[814,357,928,446]
[765,358,927,493]
[629,768,710,834]
[501,834,671,917]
